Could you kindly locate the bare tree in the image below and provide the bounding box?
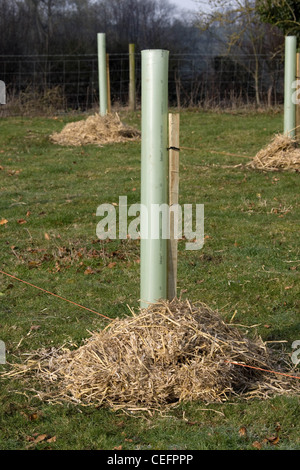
[256,0,300,37]
[197,0,282,105]
[98,0,178,51]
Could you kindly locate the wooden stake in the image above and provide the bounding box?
[129,44,136,111]
[106,53,111,114]
[296,52,300,142]
[168,113,180,301]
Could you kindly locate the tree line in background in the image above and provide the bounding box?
[0,0,198,55]
[0,0,299,109]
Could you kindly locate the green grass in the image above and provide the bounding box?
[0,109,299,450]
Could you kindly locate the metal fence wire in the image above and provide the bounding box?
[0,53,284,111]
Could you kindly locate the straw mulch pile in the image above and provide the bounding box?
[4,299,299,412]
[248,134,300,172]
[50,112,140,147]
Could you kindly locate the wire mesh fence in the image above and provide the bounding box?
[0,53,284,114]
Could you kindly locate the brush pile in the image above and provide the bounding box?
[50,112,140,147]
[248,134,300,171]
[4,299,299,412]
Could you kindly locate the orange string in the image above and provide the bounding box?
[0,269,112,321]
[226,360,300,380]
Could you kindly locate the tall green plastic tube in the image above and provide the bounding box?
[140,50,169,309]
[97,33,108,116]
[284,36,297,137]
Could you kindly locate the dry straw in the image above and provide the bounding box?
[248,133,300,172]
[50,112,140,147]
[3,299,299,413]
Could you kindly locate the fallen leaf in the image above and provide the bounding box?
[33,434,48,444]
[275,423,281,433]
[28,261,40,269]
[239,426,248,438]
[252,441,262,450]
[84,267,95,275]
[17,219,27,224]
[26,432,56,448]
[8,169,21,176]
[27,325,41,336]
[21,410,43,421]
[44,233,50,240]
[113,445,122,450]
[264,435,280,445]
[29,413,39,421]
[107,262,116,269]
[30,325,41,331]
[0,219,8,225]
[54,261,61,272]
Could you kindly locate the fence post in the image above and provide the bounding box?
[106,53,111,114]
[140,50,169,309]
[97,33,108,116]
[129,43,136,111]
[284,36,297,137]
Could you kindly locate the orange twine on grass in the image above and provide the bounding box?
[0,269,112,321]
[1,269,299,382]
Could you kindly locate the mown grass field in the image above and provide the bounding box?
[0,109,299,450]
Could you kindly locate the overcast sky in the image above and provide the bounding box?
[170,0,212,14]
[171,0,199,11]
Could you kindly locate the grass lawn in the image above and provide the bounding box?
[0,108,299,450]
